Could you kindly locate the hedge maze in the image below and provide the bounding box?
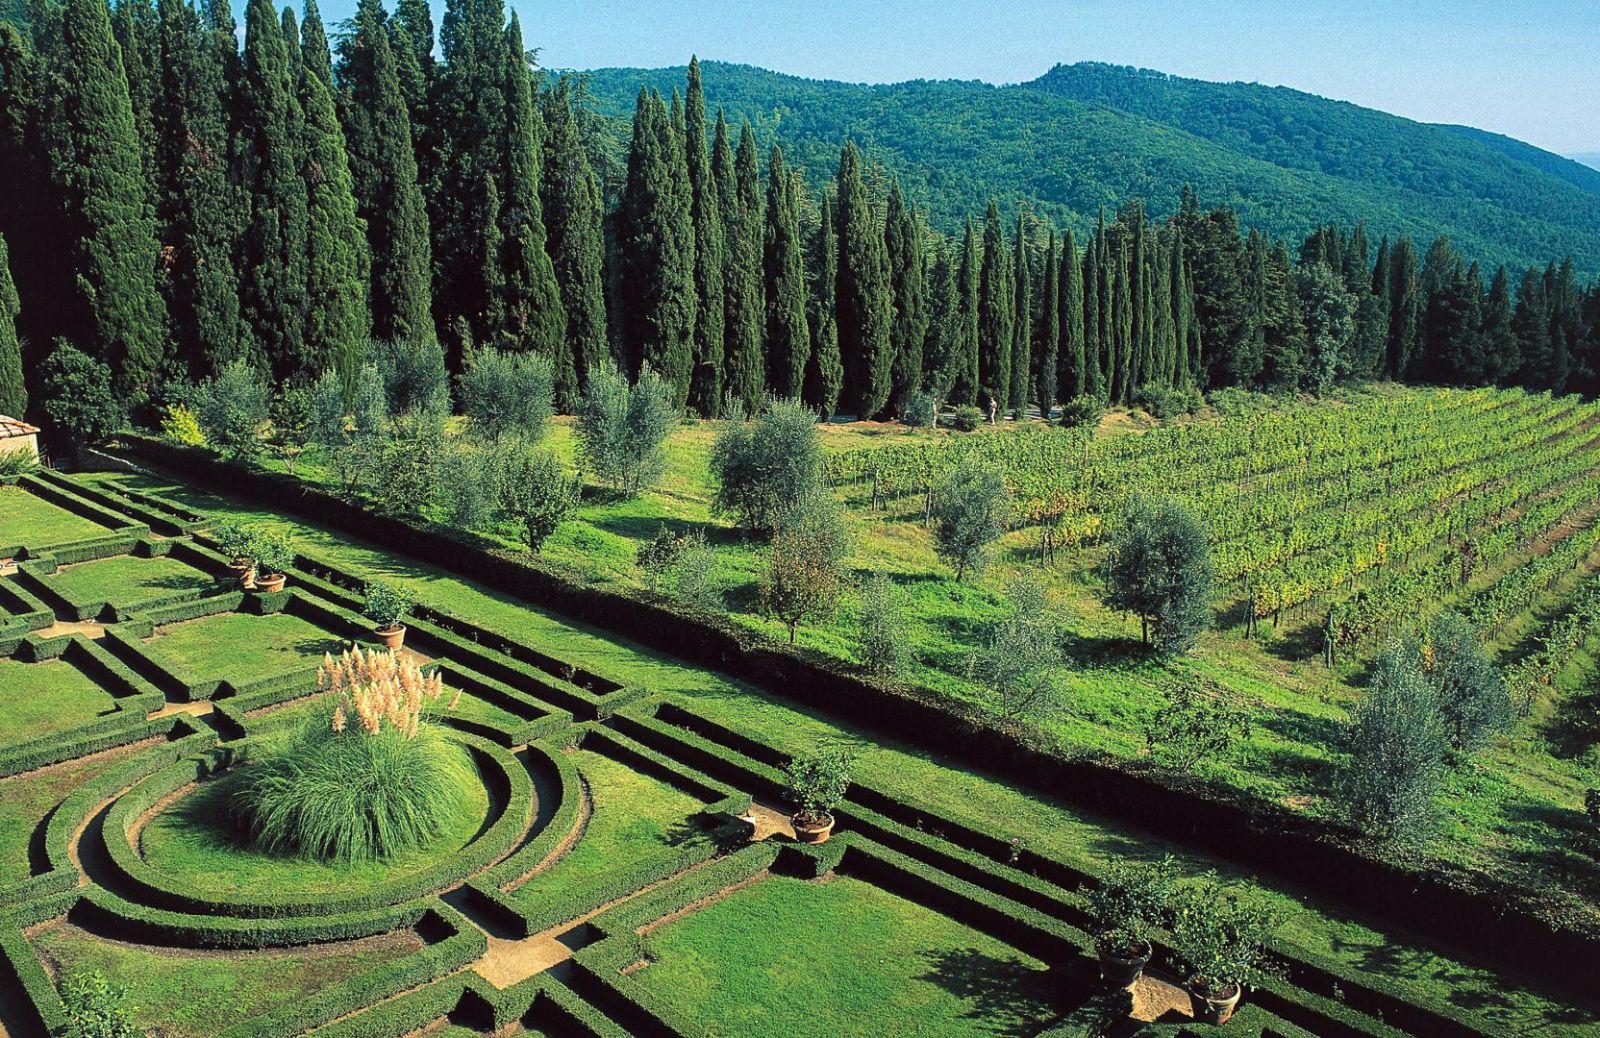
[0,470,1594,1038]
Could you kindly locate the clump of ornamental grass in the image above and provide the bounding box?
[230,647,473,863]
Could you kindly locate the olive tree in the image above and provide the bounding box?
[1103,496,1215,655]
[710,398,824,533]
[575,361,676,496]
[930,461,1011,581]
[1337,638,1448,845]
[497,449,582,553]
[1426,611,1511,752]
[194,360,271,460]
[967,578,1063,720]
[459,349,554,442]
[763,492,849,643]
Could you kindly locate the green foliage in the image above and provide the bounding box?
[835,143,893,418]
[667,529,722,613]
[230,716,476,863]
[636,525,686,589]
[764,145,810,401]
[1168,874,1282,992]
[247,527,295,578]
[783,743,854,822]
[542,77,610,405]
[1085,855,1177,959]
[763,491,849,643]
[371,411,444,518]
[194,361,270,460]
[930,461,1010,580]
[459,349,554,442]
[901,388,938,428]
[710,398,823,532]
[1058,394,1103,429]
[61,970,140,1038]
[362,580,412,630]
[211,518,255,564]
[300,59,371,390]
[1103,496,1215,655]
[949,404,983,432]
[0,444,36,475]
[42,341,124,444]
[1338,638,1449,845]
[575,362,677,496]
[1143,677,1252,772]
[1425,611,1511,753]
[857,572,913,678]
[0,231,24,417]
[436,439,503,531]
[269,384,314,474]
[1587,788,1600,828]
[369,337,450,418]
[967,578,1062,720]
[497,448,581,553]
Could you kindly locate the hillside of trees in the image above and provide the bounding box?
[0,0,1597,436]
[577,62,1600,278]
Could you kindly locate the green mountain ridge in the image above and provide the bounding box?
[574,61,1600,276]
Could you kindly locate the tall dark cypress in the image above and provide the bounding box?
[804,193,843,418]
[951,218,980,405]
[976,202,1012,411]
[299,0,331,86]
[154,0,241,375]
[48,0,169,395]
[723,122,764,412]
[764,144,810,400]
[0,232,22,417]
[1034,228,1059,416]
[683,58,725,415]
[835,143,892,418]
[541,77,608,402]
[1010,212,1032,413]
[238,0,309,379]
[1080,227,1101,397]
[1111,238,1133,402]
[884,181,927,415]
[1482,265,1517,383]
[1059,228,1084,400]
[1151,234,1177,386]
[111,0,159,186]
[1387,237,1420,379]
[499,12,565,366]
[1168,229,1191,385]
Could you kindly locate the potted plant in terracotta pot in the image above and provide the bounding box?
[783,744,854,844]
[1168,875,1281,1026]
[214,519,257,588]
[363,580,413,650]
[249,530,295,594]
[1085,856,1177,989]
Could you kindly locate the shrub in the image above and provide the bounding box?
[968,578,1063,720]
[763,492,849,643]
[901,387,938,428]
[363,581,412,631]
[950,404,983,432]
[270,384,314,475]
[160,403,206,447]
[1587,788,1600,827]
[497,449,581,553]
[1133,384,1197,421]
[42,341,124,444]
[459,349,554,442]
[212,518,255,564]
[370,336,450,418]
[61,970,140,1038]
[1086,856,1178,959]
[931,461,1010,580]
[575,361,676,496]
[857,572,913,677]
[1425,611,1511,752]
[0,444,36,475]
[1338,638,1448,844]
[437,441,502,531]
[710,398,824,532]
[636,525,685,590]
[194,360,271,460]
[1168,875,1281,994]
[1143,676,1252,772]
[784,744,854,824]
[372,412,445,518]
[669,530,722,612]
[1059,394,1103,430]
[1103,496,1215,656]
[231,649,469,862]
[249,528,295,579]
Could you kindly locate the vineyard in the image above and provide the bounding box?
[830,388,1600,650]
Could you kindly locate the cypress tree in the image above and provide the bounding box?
[683,58,725,415]
[499,12,565,368]
[1034,228,1059,417]
[1169,229,1191,385]
[976,201,1012,412]
[1010,212,1032,413]
[299,0,331,87]
[765,144,809,400]
[1387,237,1420,379]
[804,193,843,419]
[281,7,301,81]
[1059,228,1084,400]
[1482,265,1517,383]
[390,0,433,113]
[884,180,927,415]
[300,45,370,388]
[1080,227,1101,397]
[1111,239,1133,402]
[723,122,764,412]
[238,0,309,379]
[835,143,892,418]
[951,218,980,405]
[1151,235,1177,387]
[111,0,159,187]
[337,0,434,351]
[540,77,608,402]
[154,0,242,375]
[0,232,23,417]
[48,0,169,395]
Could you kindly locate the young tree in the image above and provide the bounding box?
[496,448,580,553]
[1103,497,1215,655]
[763,491,849,643]
[574,361,677,496]
[41,342,124,445]
[931,461,1011,581]
[857,571,913,677]
[968,578,1063,720]
[1338,639,1448,845]
[269,384,314,475]
[1143,676,1252,772]
[458,349,554,442]
[710,398,825,533]
[1425,611,1511,753]
[194,360,271,460]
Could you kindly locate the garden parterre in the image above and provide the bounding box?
[0,467,1594,1036]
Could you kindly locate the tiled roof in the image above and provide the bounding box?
[0,415,40,437]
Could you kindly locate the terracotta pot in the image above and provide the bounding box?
[1187,980,1242,1026]
[791,812,835,845]
[1097,938,1152,989]
[375,624,406,650]
[229,560,256,589]
[255,573,287,593]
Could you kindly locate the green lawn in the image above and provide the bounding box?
[31,922,422,1038]
[0,486,114,550]
[632,874,1058,1038]
[142,611,347,688]
[137,751,490,898]
[45,553,214,612]
[510,747,709,906]
[0,657,123,750]
[0,749,131,886]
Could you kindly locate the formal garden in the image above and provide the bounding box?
[0,452,1596,1037]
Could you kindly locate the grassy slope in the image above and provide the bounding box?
[0,657,122,750]
[74,469,1599,1033]
[0,486,113,548]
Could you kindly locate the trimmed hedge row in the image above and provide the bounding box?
[97,734,534,921]
[19,473,148,538]
[0,892,83,1038]
[32,468,203,536]
[104,436,1600,979]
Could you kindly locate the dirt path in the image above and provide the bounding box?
[36,620,104,640]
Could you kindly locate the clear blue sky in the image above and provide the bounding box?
[320,0,1600,155]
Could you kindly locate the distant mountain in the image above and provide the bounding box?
[576,61,1600,276]
[1573,153,1600,173]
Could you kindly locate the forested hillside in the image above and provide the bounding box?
[577,62,1600,277]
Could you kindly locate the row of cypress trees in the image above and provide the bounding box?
[0,0,1596,426]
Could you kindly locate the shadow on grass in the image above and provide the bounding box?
[1539,680,1600,759]
[915,947,1063,1038]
